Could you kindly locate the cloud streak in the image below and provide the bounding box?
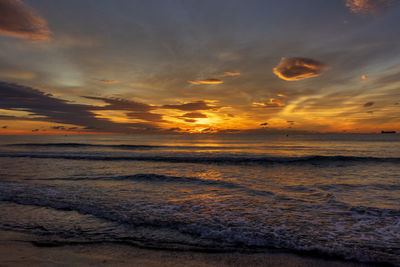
[188,78,223,85]
[273,57,328,81]
[0,0,51,41]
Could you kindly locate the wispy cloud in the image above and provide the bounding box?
[188,78,223,85]
[253,95,286,108]
[273,57,328,81]
[0,0,51,41]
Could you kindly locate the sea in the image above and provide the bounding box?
[0,133,399,265]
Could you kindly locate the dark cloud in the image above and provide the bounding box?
[188,78,223,85]
[364,101,375,107]
[260,122,268,126]
[345,0,394,16]
[31,129,39,132]
[162,100,217,111]
[126,112,165,122]
[0,0,51,40]
[85,96,165,123]
[0,82,159,133]
[181,112,207,118]
[273,57,328,81]
[51,126,65,130]
[2,125,7,129]
[84,96,154,112]
[167,127,182,132]
[184,119,196,123]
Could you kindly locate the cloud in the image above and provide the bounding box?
[253,97,285,108]
[51,126,65,130]
[345,0,394,15]
[162,100,217,111]
[217,72,241,77]
[84,96,167,123]
[0,81,159,133]
[364,101,375,107]
[181,112,207,118]
[2,125,7,129]
[0,0,51,41]
[97,79,120,84]
[126,112,164,122]
[273,57,328,81]
[260,122,268,126]
[84,96,153,112]
[188,78,223,85]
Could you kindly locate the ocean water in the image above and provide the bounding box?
[0,133,399,265]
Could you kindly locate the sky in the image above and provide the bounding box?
[1,0,400,134]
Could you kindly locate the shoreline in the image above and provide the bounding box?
[0,230,378,267]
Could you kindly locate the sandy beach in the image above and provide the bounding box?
[0,230,375,267]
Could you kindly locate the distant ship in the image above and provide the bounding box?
[381,130,396,134]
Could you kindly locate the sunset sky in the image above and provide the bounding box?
[1,0,400,134]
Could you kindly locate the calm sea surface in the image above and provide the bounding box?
[0,134,399,264]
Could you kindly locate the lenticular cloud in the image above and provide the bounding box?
[273,57,328,81]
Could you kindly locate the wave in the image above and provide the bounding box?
[5,143,236,150]
[34,173,276,197]
[1,151,400,165]
[1,182,399,265]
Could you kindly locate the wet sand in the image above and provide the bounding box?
[0,230,375,267]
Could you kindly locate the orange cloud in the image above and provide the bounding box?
[253,97,285,108]
[273,57,328,81]
[188,78,223,85]
[345,0,393,15]
[0,0,51,41]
